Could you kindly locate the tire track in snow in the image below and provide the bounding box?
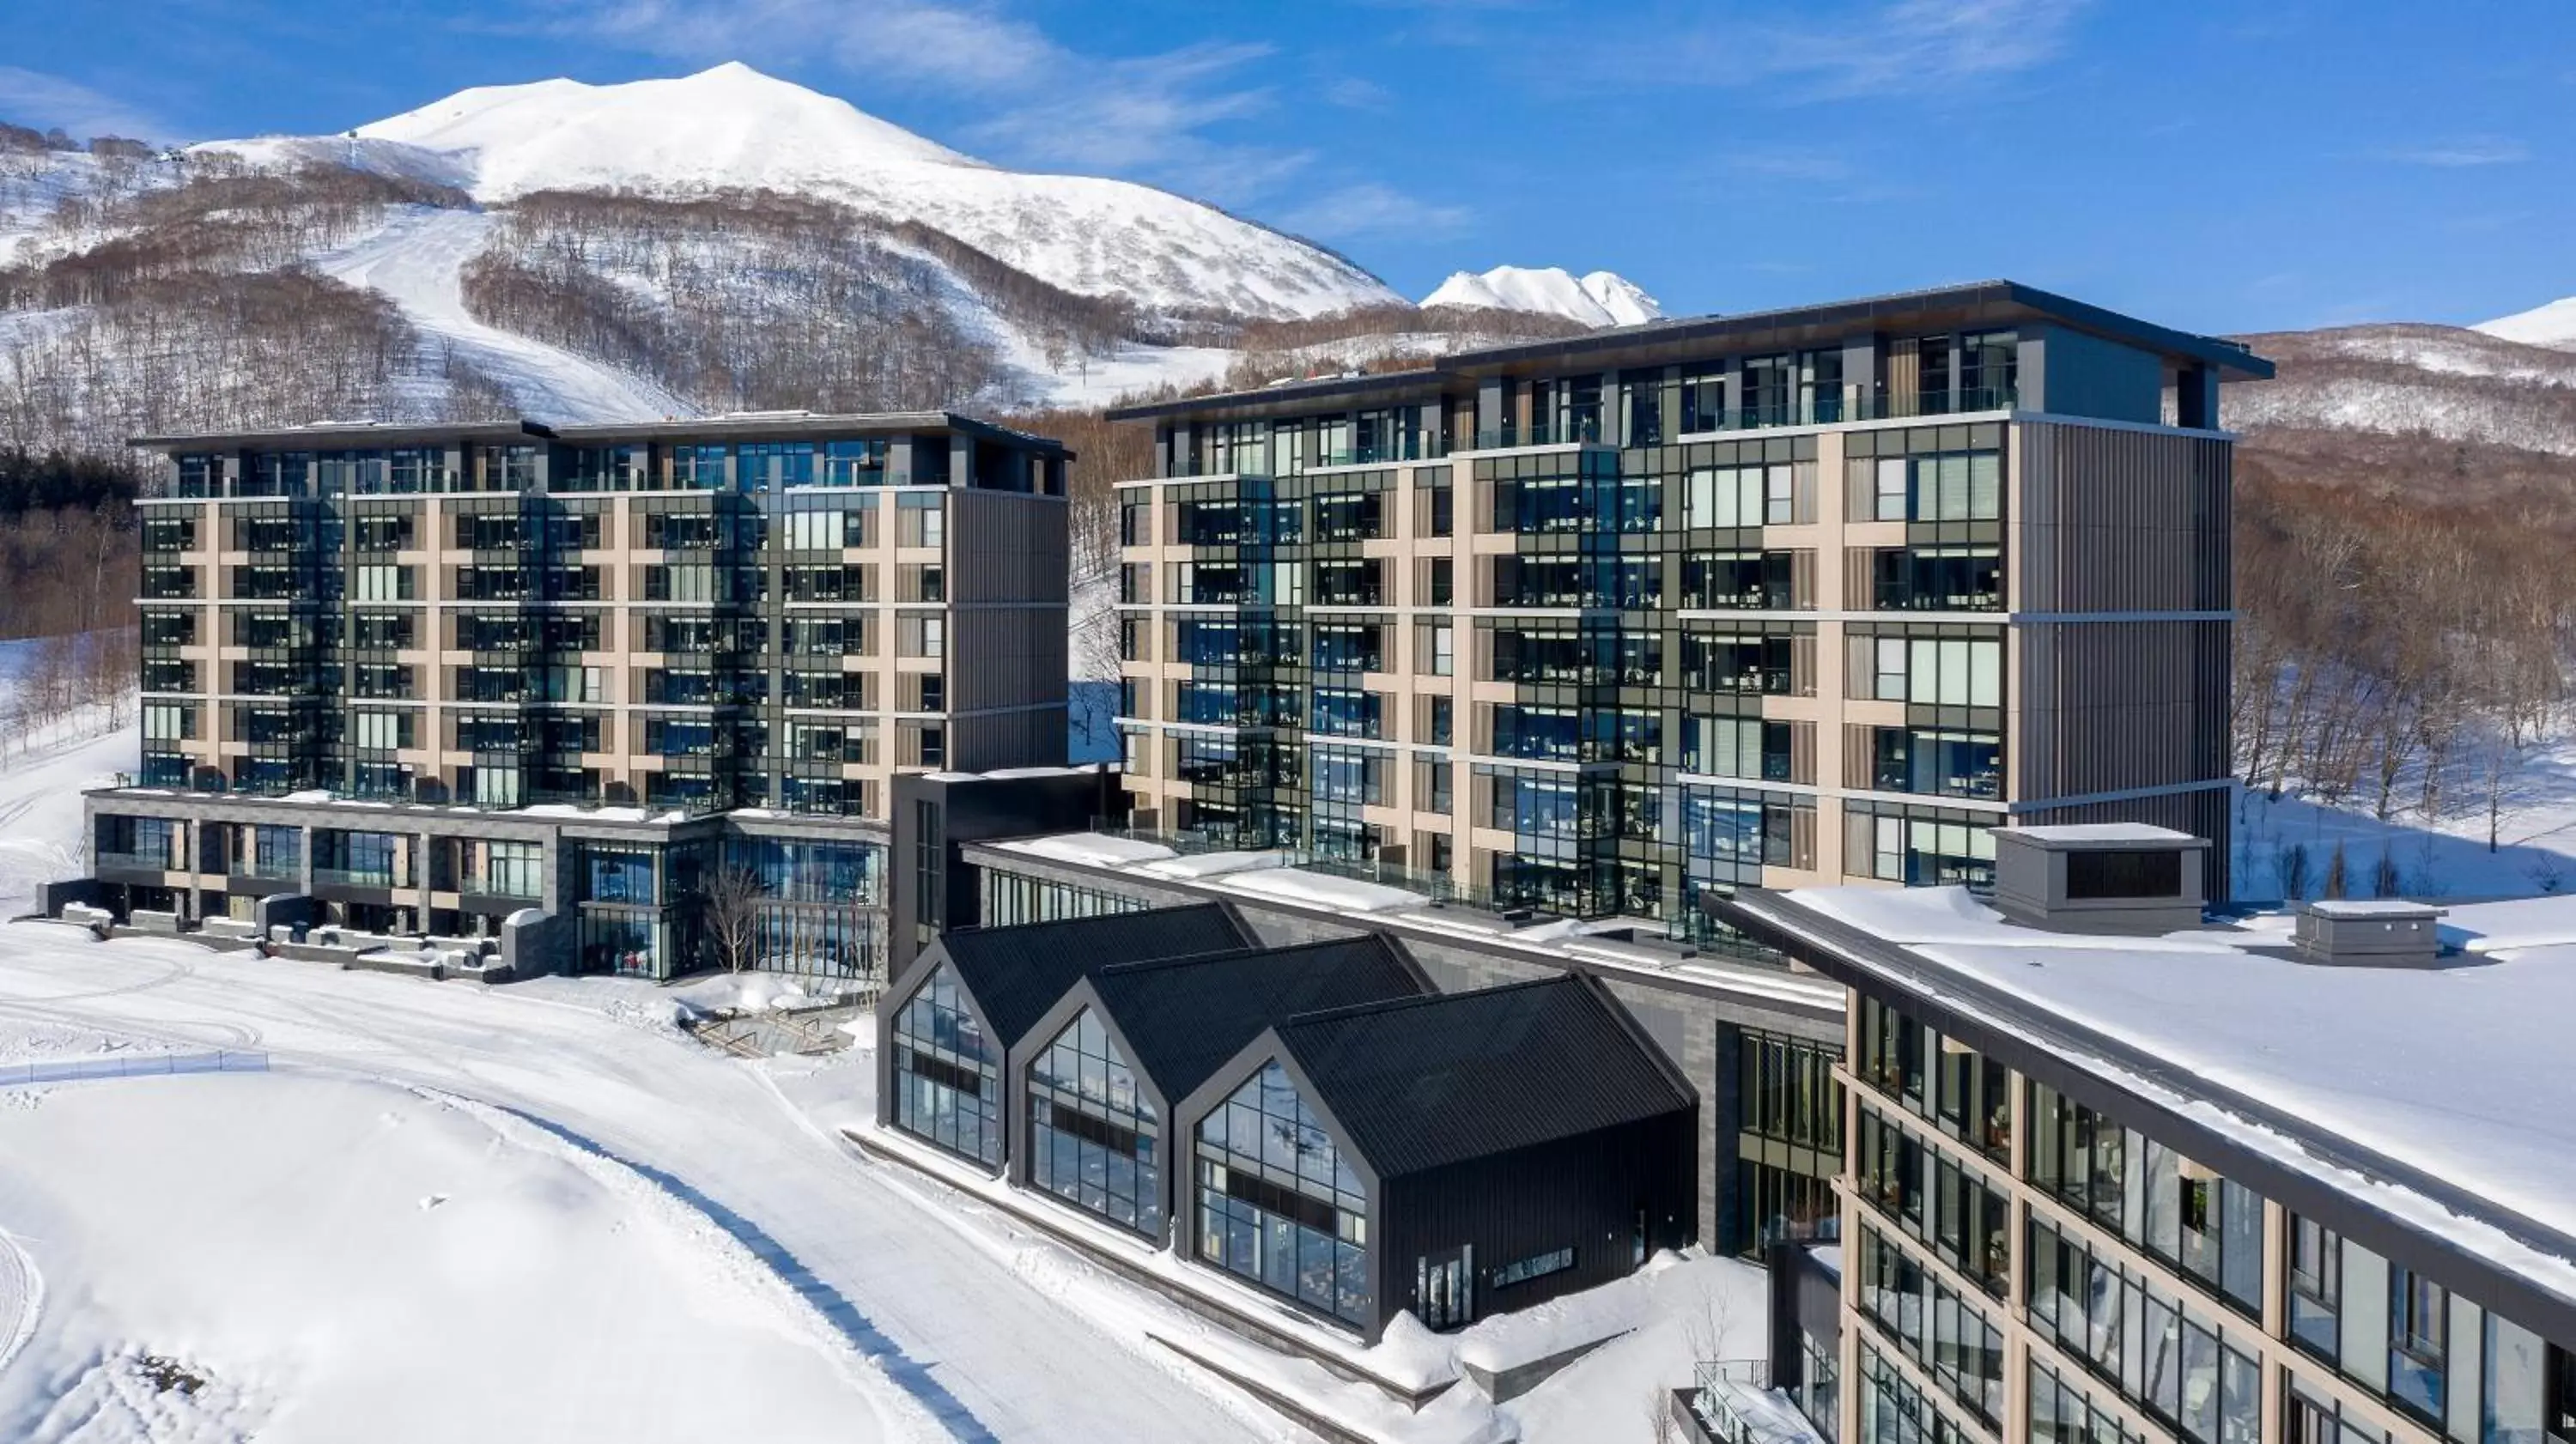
[0,1225,39,1385]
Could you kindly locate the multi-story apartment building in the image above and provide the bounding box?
[1107,282,2269,927]
[82,412,1070,979]
[1716,828,2576,1444]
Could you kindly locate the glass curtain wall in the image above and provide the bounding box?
[1194,1060,1370,1326]
[891,962,1003,1165]
[1025,1008,1163,1237]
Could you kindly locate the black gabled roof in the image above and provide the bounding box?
[1089,935,1429,1103]
[936,903,1253,1048]
[1273,974,1696,1180]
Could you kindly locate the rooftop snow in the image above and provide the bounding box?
[2002,822,2197,844]
[979,833,1845,1015]
[1770,883,2576,1295]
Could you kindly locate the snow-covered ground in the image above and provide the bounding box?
[0,930,1288,1442]
[311,206,682,422]
[0,636,136,919]
[0,1063,938,1443]
[2232,732,2576,901]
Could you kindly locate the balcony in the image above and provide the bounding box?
[95,850,179,875]
[313,866,402,889]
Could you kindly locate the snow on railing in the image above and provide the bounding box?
[0,1051,269,1088]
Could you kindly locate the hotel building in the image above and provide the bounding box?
[1106,282,2269,927]
[1712,827,2576,1444]
[76,412,1070,979]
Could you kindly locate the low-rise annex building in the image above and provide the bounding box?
[875,903,1699,1342]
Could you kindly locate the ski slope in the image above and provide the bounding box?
[313,207,683,422]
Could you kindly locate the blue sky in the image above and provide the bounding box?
[4,0,2570,334]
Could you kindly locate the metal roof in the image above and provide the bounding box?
[1273,973,1697,1179]
[130,411,1071,456]
[1087,934,1429,1104]
[935,902,1254,1049]
[1103,279,2273,424]
[126,420,556,452]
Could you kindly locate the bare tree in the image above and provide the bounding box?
[701,865,768,974]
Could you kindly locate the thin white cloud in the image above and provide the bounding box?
[1278,182,1473,241]
[0,66,166,143]
[544,0,1298,198]
[1591,0,2085,99]
[2373,137,2529,167]
[1756,0,2085,93]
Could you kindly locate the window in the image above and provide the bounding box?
[2067,850,2183,901]
[897,614,945,658]
[2288,1215,2341,1360]
[1860,636,2003,707]
[1194,1060,1370,1326]
[354,565,414,602]
[1027,1008,1162,1237]
[897,493,945,548]
[143,703,195,741]
[1492,1247,1574,1289]
[891,963,999,1166]
[352,711,411,751]
[2392,1268,2448,1422]
[483,840,543,898]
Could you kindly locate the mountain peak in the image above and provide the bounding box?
[2475,294,2576,352]
[1421,264,1662,328]
[352,64,983,188]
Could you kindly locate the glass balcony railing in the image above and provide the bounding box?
[312,865,402,889]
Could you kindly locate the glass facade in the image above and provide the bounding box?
[1839,985,2576,1444]
[892,962,1001,1166]
[1025,1008,1162,1237]
[1194,1061,1370,1326]
[1734,1025,1846,1256]
[980,867,1151,926]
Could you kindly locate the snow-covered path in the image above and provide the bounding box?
[314,207,682,422]
[0,929,1284,1443]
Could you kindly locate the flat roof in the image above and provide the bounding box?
[1105,280,2274,423]
[1725,883,2576,1320]
[973,832,1844,1021]
[126,420,556,452]
[130,411,1070,456]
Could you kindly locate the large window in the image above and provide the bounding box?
[2391,1267,2448,1423]
[480,840,543,898]
[1194,1060,1370,1326]
[981,871,1145,926]
[892,963,1002,1167]
[1856,1225,2003,1428]
[2029,1082,2263,1319]
[2027,1211,2261,1444]
[1027,1008,1163,1238]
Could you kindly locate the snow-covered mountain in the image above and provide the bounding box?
[1421,265,1662,328]
[0,66,1669,452]
[2474,295,2576,351]
[204,64,1399,323]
